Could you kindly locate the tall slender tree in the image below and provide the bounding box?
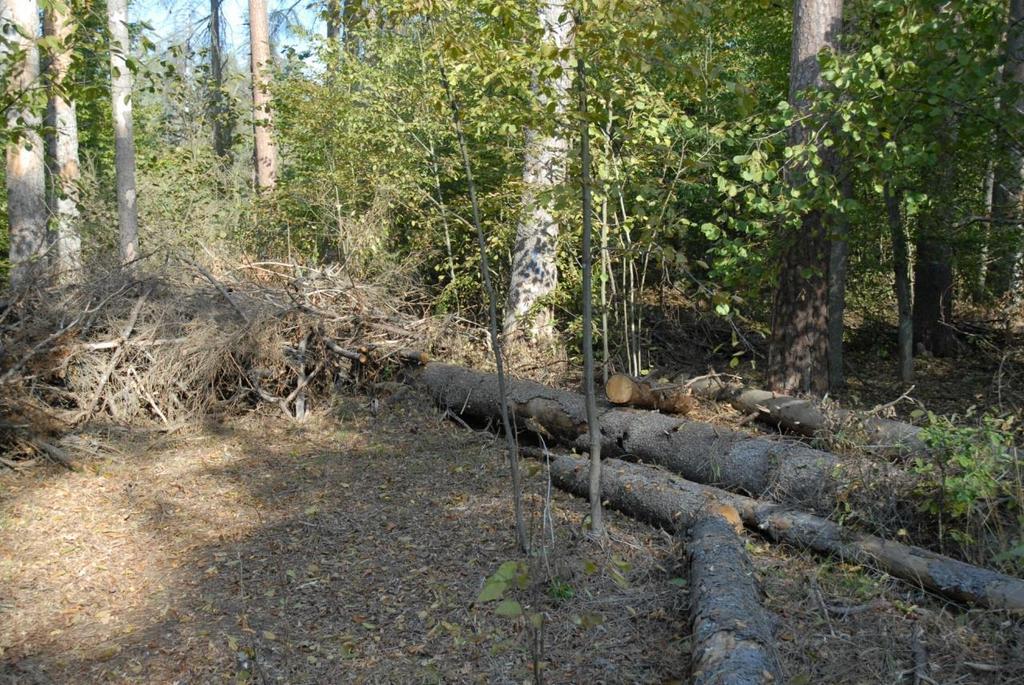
[249,0,278,190]
[991,0,1024,299]
[577,49,602,537]
[504,0,573,342]
[3,0,48,287]
[108,0,139,263]
[768,0,844,395]
[45,0,82,279]
[209,0,232,160]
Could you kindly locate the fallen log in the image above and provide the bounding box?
[605,373,697,415]
[525,448,1024,611]
[686,504,782,684]
[411,361,899,513]
[676,374,927,459]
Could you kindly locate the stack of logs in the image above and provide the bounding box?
[403,360,1024,682]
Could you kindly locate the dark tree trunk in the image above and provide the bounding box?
[886,184,914,382]
[912,239,956,357]
[991,0,1024,299]
[210,0,231,160]
[768,0,844,395]
[912,116,958,357]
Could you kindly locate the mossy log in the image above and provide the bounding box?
[411,361,892,513]
[528,448,1024,612]
[686,505,783,685]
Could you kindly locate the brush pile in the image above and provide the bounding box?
[0,257,477,467]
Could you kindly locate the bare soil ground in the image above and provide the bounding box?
[2,391,1022,684]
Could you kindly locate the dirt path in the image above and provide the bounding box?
[1,392,1021,683]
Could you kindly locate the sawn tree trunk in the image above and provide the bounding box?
[529,448,1024,612]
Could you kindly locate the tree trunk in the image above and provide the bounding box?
[209,0,231,160]
[991,0,1024,299]
[686,506,783,685]
[886,184,914,382]
[533,449,1024,611]
[108,0,139,264]
[504,0,573,342]
[912,120,958,357]
[912,239,955,357]
[249,0,278,191]
[45,0,82,280]
[577,52,603,536]
[827,175,852,392]
[325,0,341,40]
[605,373,698,415]
[657,373,927,459]
[768,0,844,395]
[410,361,889,513]
[3,0,48,287]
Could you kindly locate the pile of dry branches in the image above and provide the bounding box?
[0,256,480,468]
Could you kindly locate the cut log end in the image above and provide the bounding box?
[606,373,636,404]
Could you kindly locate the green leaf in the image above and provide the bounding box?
[477,580,507,603]
[494,600,523,617]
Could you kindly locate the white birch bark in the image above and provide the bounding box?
[108,0,139,264]
[504,0,573,340]
[2,0,48,287]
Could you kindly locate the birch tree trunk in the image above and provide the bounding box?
[3,0,48,287]
[768,0,844,395]
[249,0,278,191]
[108,0,139,264]
[504,0,573,342]
[991,0,1024,299]
[45,0,82,280]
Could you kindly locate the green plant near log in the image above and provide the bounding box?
[914,410,1022,568]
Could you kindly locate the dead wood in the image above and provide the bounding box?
[523,448,1024,612]
[686,505,782,685]
[0,258,472,464]
[681,373,927,459]
[605,373,697,415]
[412,361,906,513]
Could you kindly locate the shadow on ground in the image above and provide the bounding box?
[0,393,685,684]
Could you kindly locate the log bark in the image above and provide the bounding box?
[679,374,926,459]
[504,0,573,340]
[413,362,858,512]
[768,0,844,395]
[605,373,697,415]
[44,0,83,280]
[108,0,140,263]
[529,448,1024,612]
[248,0,278,190]
[4,0,48,287]
[686,505,782,685]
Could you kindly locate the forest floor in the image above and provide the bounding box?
[1,390,1022,684]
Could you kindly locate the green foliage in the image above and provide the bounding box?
[477,560,529,604]
[914,410,1022,564]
